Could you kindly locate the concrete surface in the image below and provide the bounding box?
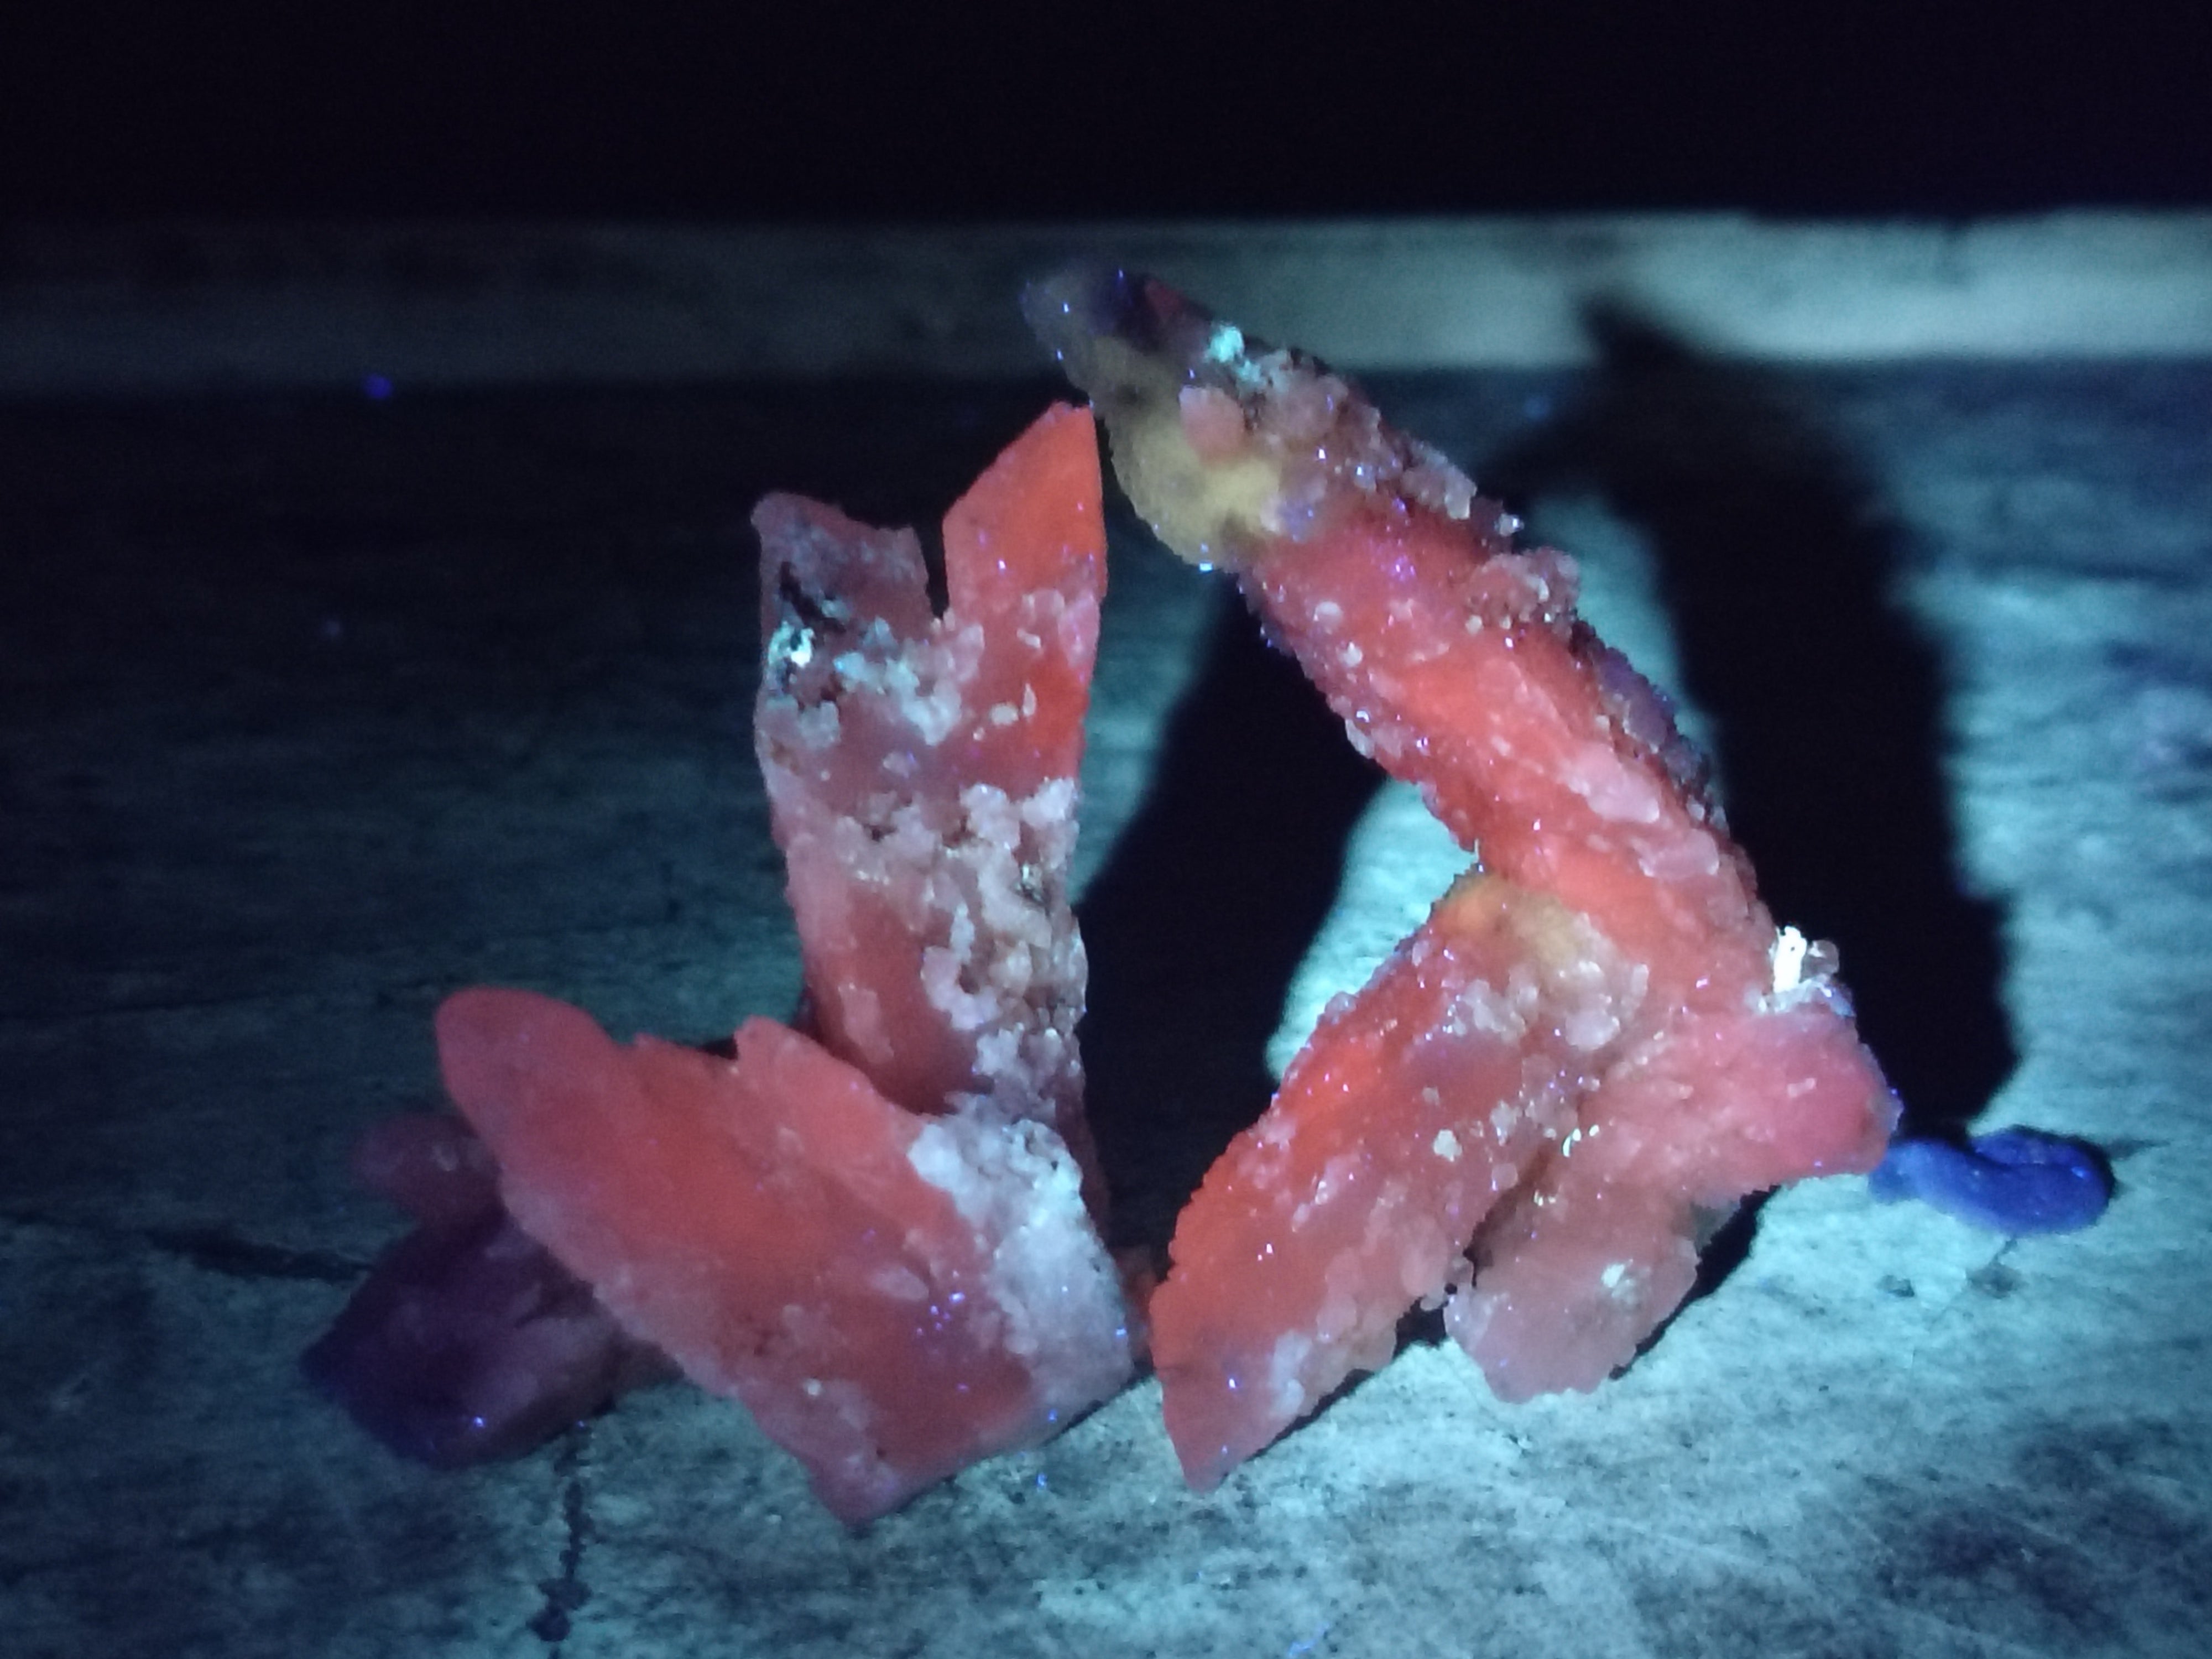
[3,223,2210,1657]
[4,214,2211,398]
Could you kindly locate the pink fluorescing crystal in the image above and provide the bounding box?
[439,992,1129,1524]
[1150,874,1646,1486]
[1030,269,1897,1485]
[427,404,1130,1522]
[753,401,1108,1201]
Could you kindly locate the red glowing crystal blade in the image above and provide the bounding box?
[754,404,1107,1185]
[1150,874,1646,1488]
[1033,268,1896,1482]
[409,405,1128,1520]
[440,989,1128,1524]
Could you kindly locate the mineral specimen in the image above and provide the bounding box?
[1029,269,1898,1487]
[316,404,1131,1521]
[439,990,1129,1523]
[754,400,1108,1203]
[315,279,1911,1517]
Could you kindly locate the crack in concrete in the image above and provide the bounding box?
[1,1209,367,1283]
[528,1426,594,1650]
[142,1224,365,1284]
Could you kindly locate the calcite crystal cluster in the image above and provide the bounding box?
[315,406,1132,1524]
[311,276,1900,1520]
[1027,268,1897,1487]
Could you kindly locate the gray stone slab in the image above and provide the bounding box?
[3,341,2208,1657]
[4,213,2210,398]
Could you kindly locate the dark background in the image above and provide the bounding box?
[5,2,2206,221]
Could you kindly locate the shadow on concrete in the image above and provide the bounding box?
[1077,567,1383,1254]
[1486,304,2018,1140]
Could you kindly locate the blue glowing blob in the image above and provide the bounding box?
[362,373,394,401]
[1870,1127,2112,1235]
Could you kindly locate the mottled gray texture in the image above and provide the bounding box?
[4,215,2209,396]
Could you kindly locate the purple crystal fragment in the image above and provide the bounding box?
[302,1115,669,1466]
